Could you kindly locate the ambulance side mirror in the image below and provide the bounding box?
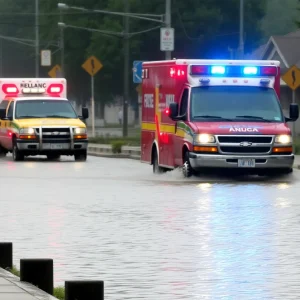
[289,103,299,121]
[168,103,179,120]
[0,108,6,120]
[81,107,89,119]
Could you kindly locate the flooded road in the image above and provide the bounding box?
[0,155,300,299]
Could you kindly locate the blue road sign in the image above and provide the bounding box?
[133,61,143,83]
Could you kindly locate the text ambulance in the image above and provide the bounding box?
[141,59,299,177]
[0,78,89,161]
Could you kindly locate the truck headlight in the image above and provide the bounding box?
[275,135,292,144]
[20,128,35,134]
[74,127,86,134]
[195,134,216,143]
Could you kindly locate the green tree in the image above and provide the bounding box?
[261,0,298,41]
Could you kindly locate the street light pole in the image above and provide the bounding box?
[239,0,244,59]
[123,0,130,137]
[165,0,172,60]
[59,10,64,76]
[35,0,39,77]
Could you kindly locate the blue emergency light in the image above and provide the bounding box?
[243,67,258,75]
[190,65,277,77]
[211,66,225,75]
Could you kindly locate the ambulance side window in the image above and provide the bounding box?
[179,89,189,115]
[7,102,14,119]
[0,100,9,110]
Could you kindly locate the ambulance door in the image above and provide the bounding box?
[0,99,10,148]
[2,101,14,150]
[173,88,189,166]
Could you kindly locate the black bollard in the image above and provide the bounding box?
[0,242,13,270]
[20,259,53,295]
[65,280,104,300]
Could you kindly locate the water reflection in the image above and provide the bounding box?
[0,157,300,299]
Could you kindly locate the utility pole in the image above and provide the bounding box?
[60,10,64,76]
[165,0,172,60]
[239,0,244,59]
[35,0,39,77]
[123,0,129,137]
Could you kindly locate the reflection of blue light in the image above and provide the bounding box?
[211,66,225,74]
[243,67,258,75]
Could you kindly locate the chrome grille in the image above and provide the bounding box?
[216,135,273,155]
[35,127,71,142]
[217,136,272,144]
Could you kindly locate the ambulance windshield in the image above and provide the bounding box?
[190,86,284,122]
[15,99,78,119]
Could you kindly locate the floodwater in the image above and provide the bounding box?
[0,155,300,299]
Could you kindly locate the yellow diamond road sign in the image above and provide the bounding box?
[48,65,61,78]
[82,56,103,76]
[282,65,300,90]
[136,84,142,95]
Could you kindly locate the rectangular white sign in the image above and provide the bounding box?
[41,50,51,66]
[160,28,174,51]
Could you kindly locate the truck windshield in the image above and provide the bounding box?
[190,86,284,122]
[15,99,78,119]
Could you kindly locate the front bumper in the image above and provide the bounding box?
[16,139,88,153]
[189,152,294,169]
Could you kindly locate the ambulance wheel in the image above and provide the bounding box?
[74,150,87,161]
[0,145,7,156]
[47,154,60,160]
[152,149,164,174]
[12,138,24,161]
[182,151,193,178]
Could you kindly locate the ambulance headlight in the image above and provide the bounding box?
[20,128,35,134]
[74,127,86,134]
[275,135,292,144]
[195,134,216,144]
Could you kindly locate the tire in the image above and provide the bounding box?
[12,138,24,161]
[182,151,193,178]
[152,149,165,174]
[47,154,60,160]
[74,150,87,161]
[0,145,7,156]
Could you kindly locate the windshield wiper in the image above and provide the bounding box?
[235,115,273,122]
[17,116,42,118]
[193,115,234,121]
[45,115,72,118]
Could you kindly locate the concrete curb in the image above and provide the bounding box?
[87,144,141,160]
[0,267,58,299]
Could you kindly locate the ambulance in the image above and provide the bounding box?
[0,78,89,161]
[141,59,299,177]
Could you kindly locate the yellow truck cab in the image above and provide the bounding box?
[0,78,89,161]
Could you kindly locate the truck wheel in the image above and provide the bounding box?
[182,151,193,178]
[152,149,165,174]
[0,145,7,156]
[74,150,87,161]
[47,154,60,160]
[12,138,24,161]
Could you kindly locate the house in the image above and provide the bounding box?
[247,29,300,135]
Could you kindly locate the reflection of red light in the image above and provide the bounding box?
[7,132,12,136]
[165,108,169,115]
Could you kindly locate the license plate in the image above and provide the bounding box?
[238,158,255,168]
[50,144,63,149]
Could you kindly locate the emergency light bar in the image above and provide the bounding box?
[190,65,278,77]
[1,83,64,96]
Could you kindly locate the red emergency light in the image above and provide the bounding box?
[47,83,63,95]
[170,67,185,78]
[2,84,19,95]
